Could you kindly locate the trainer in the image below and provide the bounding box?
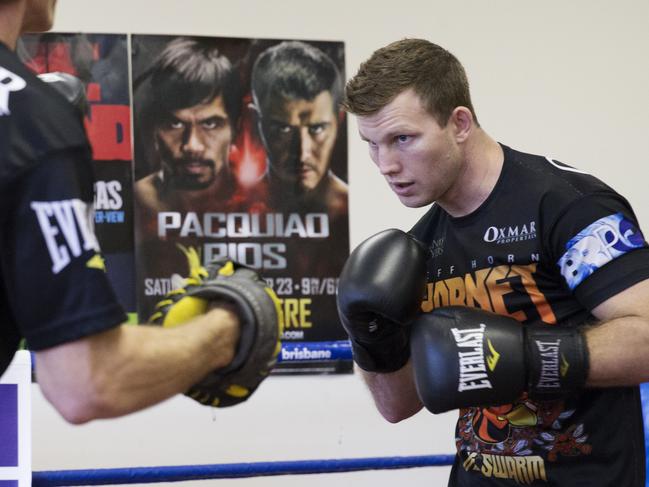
[338,38,649,485]
[1,0,280,422]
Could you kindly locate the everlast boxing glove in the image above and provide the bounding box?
[337,229,429,372]
[410,306,590,413]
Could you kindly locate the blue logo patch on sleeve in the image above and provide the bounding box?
[558,213,645,290]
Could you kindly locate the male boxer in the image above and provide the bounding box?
[338,38,649,485]
[133,37,242,218]
[0,0,279,422]
[249,40,350,283]
[250,40,348,220]
[131,37,259,320]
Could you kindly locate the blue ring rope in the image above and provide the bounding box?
[32,455,456,486]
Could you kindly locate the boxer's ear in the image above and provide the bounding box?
[449,106,473,143]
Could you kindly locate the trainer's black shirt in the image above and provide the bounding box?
[411,144,649,486]
[0,43,126,375]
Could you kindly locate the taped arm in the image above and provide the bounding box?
[359,360,423,423]
[585,277,649,387]
[34,307,239,424]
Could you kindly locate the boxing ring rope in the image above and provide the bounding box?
[20,345,649,486]
[26,341,454,485]
[25,341,453,486]
[32,455,456,486]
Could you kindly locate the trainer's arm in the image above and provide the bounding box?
[34,308,239,424]
[359,361,423,423]
[585,277,649,387]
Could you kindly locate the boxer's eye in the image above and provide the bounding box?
[396,134,411,143]
[163,120,184,130]
[201,117,227,130]
[308,123,327,135]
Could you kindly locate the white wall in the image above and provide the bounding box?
[33,0,649,486]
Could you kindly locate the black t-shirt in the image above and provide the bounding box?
[410,144,649,486]
[0,43,126,375]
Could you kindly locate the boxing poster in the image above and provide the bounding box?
[131,35,350,374]
[18,32,351,374]
[19,33,137,317]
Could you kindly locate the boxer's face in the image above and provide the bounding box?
[155,95,232,191]
[260,91,338,191]
[357,89,463,208]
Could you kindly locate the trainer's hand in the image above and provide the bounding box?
[337,229,429,372]
[150,258,283,407]
[410,306,590,414]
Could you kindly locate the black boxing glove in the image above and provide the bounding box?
[337,229,429,372]
[410,306,590,414]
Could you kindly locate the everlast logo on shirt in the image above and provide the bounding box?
[451,324,494,392]
[31,199,100,274]
[534,339,562,389]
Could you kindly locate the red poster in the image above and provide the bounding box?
[19,33,136,314]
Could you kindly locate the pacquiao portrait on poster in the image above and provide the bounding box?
[131,35,350,373]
